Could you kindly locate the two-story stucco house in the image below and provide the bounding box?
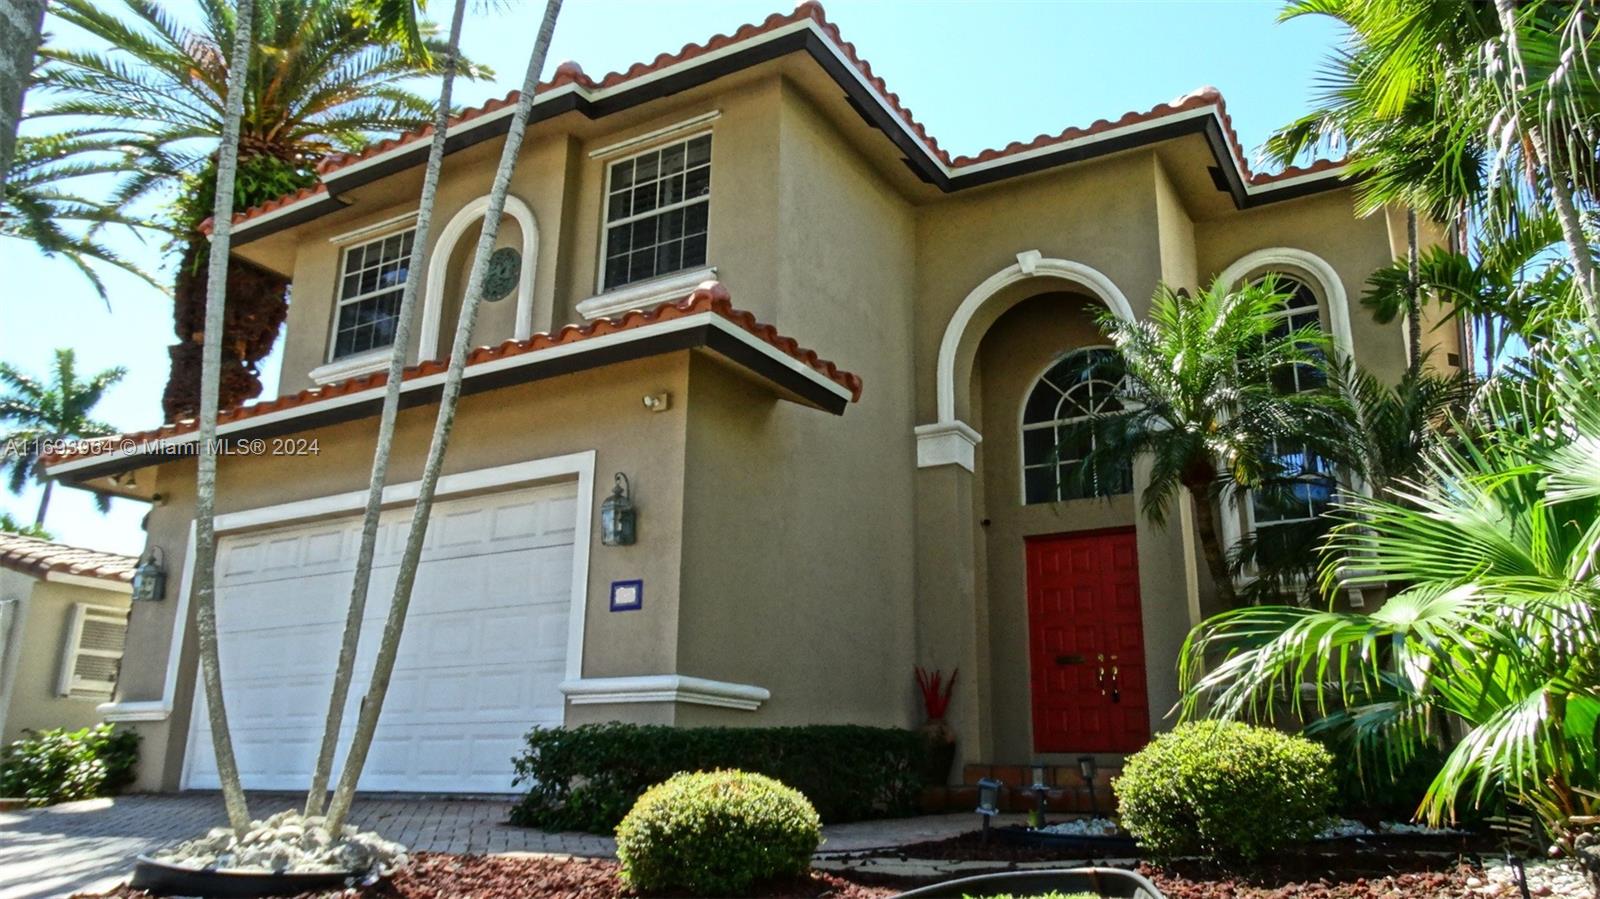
[44,3,1464,794]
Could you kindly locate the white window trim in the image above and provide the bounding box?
[595,130,713,295]
[58,603,127,699]
[420,193,540,359]
[588,110,721,160]
[308,349,390,386]
[1016,345,1130,506]
[98,452,597,724]
[325,224,418,365]
[574,265,717,320]
[1213,250,1354,576]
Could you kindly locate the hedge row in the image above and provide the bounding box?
[510,723,926,833]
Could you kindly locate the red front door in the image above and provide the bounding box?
[1026,528,1150,753]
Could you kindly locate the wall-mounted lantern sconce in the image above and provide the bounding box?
[132,547,167,602]
[600,473,636,546]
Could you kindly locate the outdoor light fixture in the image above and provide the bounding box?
[600,473,636,546]
[975,777,1002,844]
[1029,765,1049,829]
[1079,755,1099,816]
[131,547,167,602]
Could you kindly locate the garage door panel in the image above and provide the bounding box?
[186,482,577,794]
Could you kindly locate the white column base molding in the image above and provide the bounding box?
[97,700,171,723]
[575,267,718,320]
[560,675,769,711]
[914,421,982,471]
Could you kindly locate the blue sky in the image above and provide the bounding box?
[0,0,1346,554]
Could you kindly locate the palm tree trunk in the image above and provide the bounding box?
[1187,485,1238,609]
[1494,0,1600,329]
[323,0,563,834]
[304,0,469,819]
[190,0,258,838]
[0,0,46,196]
[32,476,49,526]
[1405,209,1422,371]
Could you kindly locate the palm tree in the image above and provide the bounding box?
[0,511,49,539]
[1068,278,1361,609]
[188,0,261,840]
[1180,333,1600,847]
[3,131,165,301]
[30,0,482,417]
[304,0,470,818]
[0,349,123,527]
[323,0,564,834]
[0,0,45,195]
[1230,358,1471,602]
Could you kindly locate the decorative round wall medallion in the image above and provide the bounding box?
[481,247,521,302]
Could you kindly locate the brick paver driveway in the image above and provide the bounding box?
[0,792,614,899]
[0,794,981,899]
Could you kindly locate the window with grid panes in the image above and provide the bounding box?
[331,229,415,360]
[1249,277,1336,552]
[1021,347,1133,504]
[602,134,711,290]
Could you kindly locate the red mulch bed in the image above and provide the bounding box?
[77,853,904,899]
[1141,860,1486,899]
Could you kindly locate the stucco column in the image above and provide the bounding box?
[913,442,992,771]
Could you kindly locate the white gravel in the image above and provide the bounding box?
[149,809,409,875]
[1037,817,1122,837]
[1314,817,1465,840]
[1473,859,1593,898]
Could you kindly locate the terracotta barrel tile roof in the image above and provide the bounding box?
[0,532,137,583]
[43,282,862,469]
[210,2,1343,233]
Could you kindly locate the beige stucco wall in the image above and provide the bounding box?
[0,571,131,745]
[112,354,693,791]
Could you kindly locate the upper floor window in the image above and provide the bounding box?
[602,134,711,290]
[1250,275,1335,551]
[1022,347,1132,504]
[332,228,415,360]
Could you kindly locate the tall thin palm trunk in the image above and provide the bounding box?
[32,476,49,526]
[1186,483,1237,609]
[0,0,46,196]
[324,0,562,833]
[304,0,468,819]
[1406,209,1421,370]
[191,0,258,838]
[1494,0,1600,329]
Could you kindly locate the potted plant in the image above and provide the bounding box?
[915,666,958,785]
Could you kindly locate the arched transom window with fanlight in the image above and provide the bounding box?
[1249,275,1338,553]
[1021,347,1133,505]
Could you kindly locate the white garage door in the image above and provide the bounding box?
[184,482,577,793]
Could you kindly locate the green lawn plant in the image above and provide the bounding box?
[614,769,821,896]
[1114,721,1337,862]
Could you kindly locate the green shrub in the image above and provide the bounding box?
[1114,721,1335,862]
[511,723,925,833]
[615,770,821,895]
[0,724,140,806]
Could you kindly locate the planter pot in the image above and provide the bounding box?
[129,856,375,898]
[894,866,1166,899]
[919,718,957,785]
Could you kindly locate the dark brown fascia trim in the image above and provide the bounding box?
[54,324,847,484]
[236,31,1338,245]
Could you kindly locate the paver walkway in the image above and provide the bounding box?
[0,795,989,899]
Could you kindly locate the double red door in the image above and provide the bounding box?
[1026,528,1150,753]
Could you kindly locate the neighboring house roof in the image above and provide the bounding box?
[43,282,863,482]
[212,1,1346,242]
[0,532,136,585]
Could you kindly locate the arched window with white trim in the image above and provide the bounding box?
[1249,275,1337,553]
[1021,347,1132,504]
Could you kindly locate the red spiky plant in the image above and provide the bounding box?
[915,666,958,720]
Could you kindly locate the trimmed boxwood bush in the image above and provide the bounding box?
[0,724,139,806]
[510,723,925,833]
[615,770,821,895]
[1114,721,1336,862]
